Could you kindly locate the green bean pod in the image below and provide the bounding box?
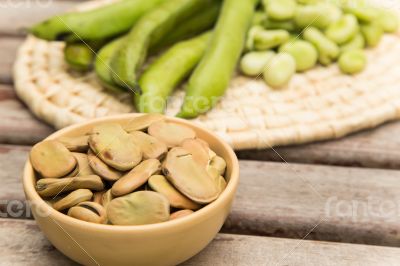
[30,0,166,42]
[94,37,127,93]
[111,0,214,91]
[303,27,340,66]
[178,0,258,118]
[136,32,211,114]
[151,1,221,52]
[64,40,106,71]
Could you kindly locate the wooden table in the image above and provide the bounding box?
[2,1,400,265]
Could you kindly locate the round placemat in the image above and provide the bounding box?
[13,0,400,150]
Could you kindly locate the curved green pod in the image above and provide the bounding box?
[178,0,258,118]
[30,0,166,42]
[94,37,127,93]
[111,0,215,91]
[136,32,211,114]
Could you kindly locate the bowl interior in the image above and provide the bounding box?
[23,114,239,232]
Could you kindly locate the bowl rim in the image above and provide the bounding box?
[23,113,239,233]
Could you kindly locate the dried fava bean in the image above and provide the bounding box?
[163,147,219,204]
[53,189,93,211]
[181,138,210,168]
[87,149,122,181]
[72,152,95,176]
[209,156,227,176]
[263,53,296,88]
[107,191,170,225]
[89,123,142,171]
[148,121,196,147]
[67,164,80,177]
[93,191,104,204]
[68,201,107,224]
[206,167,227,195]
[148,175,201,210]
[279,40,317,72]
[338,50,367,75]
[123,114,165,133]
[361,22,383,48]
[58,135,89,152]
[112,159,161,197]
[130,131,167,160]
[36,175,104,197]
[101,189,113,208]
[30,140,76,179]
[325,14,359,45]
[170,209,194,220]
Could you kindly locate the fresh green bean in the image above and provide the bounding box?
[30,0,166,42]
[136,32,211,114]
[263,0,297,21]
[240,51,275,76]
[378,9,399,33]
[303,27,339,65]
[263,53,296,88]
[294,3,342,30]
[178,0,258,118]
[361,22,383,47]
[342,3,378,23]
[150,1,221,52]
[94,37,127,93]
[279,40,318,71]
[325,14,359,45]
[247,26,290,51]
[340,33,365,53]
[111,0,214,91]
[338,49,367,74]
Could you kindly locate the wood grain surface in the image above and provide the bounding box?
[2,218,399,266]
[2,144,400,246]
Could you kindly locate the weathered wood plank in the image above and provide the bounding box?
[0,0,77,37]
[0,85,53,145]
[237,121,400,169]
[2,145,400,246]
[2,219,400,266]
[0,37,23,84]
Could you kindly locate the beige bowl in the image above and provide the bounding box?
[23,114,239,266]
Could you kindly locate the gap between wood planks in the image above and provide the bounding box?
[2,218,400,265]
[2,144,400,247]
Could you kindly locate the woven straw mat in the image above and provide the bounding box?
[13,0,400,150]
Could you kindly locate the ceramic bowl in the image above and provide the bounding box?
[23,114,239,266]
